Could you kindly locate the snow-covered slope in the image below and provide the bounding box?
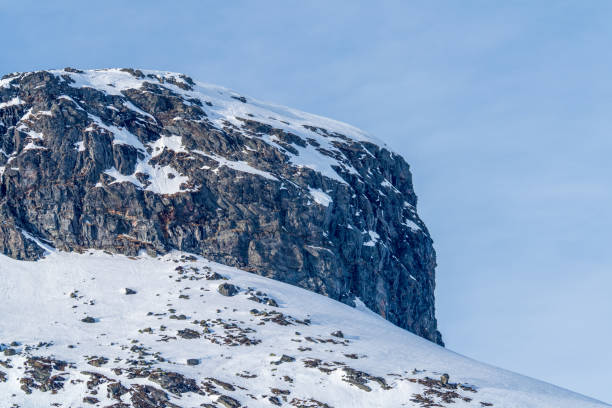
[0,250,607,408]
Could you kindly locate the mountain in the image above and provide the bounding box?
[0,250,608,408]
[2,68,608,408]
[0,68,440,345]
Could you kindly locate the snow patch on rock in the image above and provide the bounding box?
[0,96,23,109]
[308,187,333,207]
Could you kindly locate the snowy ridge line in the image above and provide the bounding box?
[48,68,386,185]
[2,68,404,197]
[48,68,383,145]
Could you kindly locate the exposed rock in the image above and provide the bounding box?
[217,283,239,297]
[208,377,235,391]
[217,395,241,408]
[21,356,68,393]
[148,369,199,395]
[272,354,296,365]
[87,356,108,367]
[290,398,333,408]
[206,272,225,280]
[341,367,390,392]
[176,328,200,339]
[441,373,450,385]
[130,384,171,407]
[107,382,129,399]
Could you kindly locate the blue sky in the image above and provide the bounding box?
[1,0,610,403]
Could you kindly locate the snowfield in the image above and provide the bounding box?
[0,250,608,408]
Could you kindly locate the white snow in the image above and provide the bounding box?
[0,250,607,408]
[363,230,380,247]
[23,141,46,151]
[381,178,401,194]
[308,187,333,207]
[19,229,54,255]
[139,164,190,195]
[0,96,24,109]
[103,167,144,189]
[123,100,156,121]
[19,128,44,140]
[403,218,422,232]
[0,74,21,89]
[306,245,334,254]
[193,150,278,181]
[74,141,86,152]
[150,135,188,158]
[54,68,147,96]
[57,95,85,110]
[104,162,190,195]
[86,114,146,151]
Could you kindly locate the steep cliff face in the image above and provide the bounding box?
[0,68,442,345]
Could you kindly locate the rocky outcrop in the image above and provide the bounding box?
[0,68,442,345]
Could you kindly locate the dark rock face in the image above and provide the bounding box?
[0,68,442,345]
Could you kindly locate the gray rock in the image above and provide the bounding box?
[87,357,108,367]
[177,328,201,339]
[441,373,449,385]
[148,369,199,394]
[206,272,225,280]
[272,354,296,365]
[106,382,128,399]
[217,395,241,408]
[218,283,239,297]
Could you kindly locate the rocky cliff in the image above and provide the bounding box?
[0,68,442,345]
